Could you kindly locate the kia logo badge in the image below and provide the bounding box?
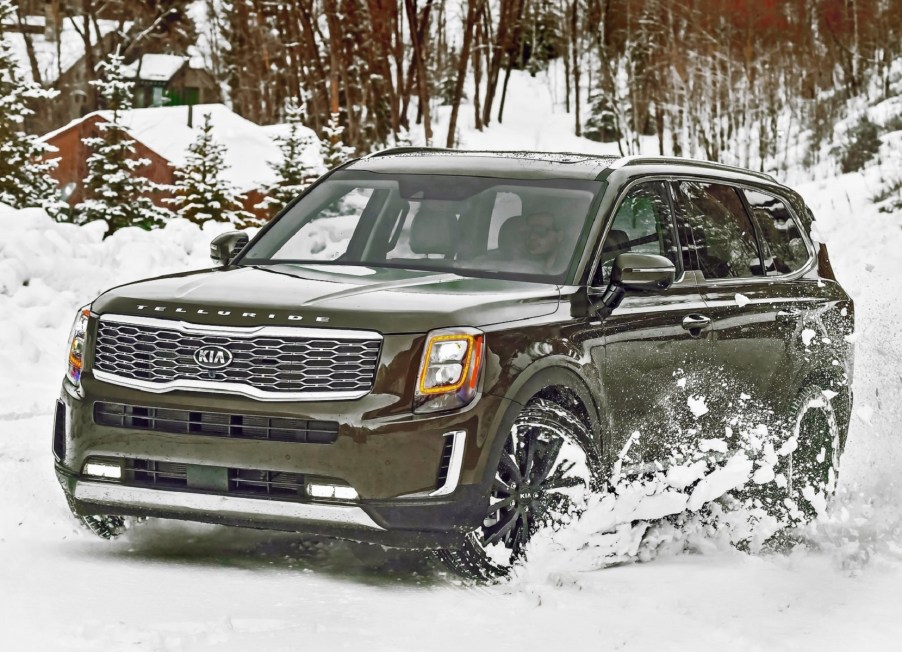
[194,345,233,369]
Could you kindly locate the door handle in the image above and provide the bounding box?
[682,314,711,332]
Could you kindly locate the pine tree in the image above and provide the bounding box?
[321,113,356,170]
[166,112,253,225]
[74,52,172,234]
[257,100,321,216]
[0,0,62,213]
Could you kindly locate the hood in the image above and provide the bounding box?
[91,264,561,334]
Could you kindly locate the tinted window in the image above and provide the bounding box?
[596,181,679,284]
[674,181,759,280]
[743,189,809,275]
[241,171,604,284]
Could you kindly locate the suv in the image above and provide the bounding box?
[54,150,853,578]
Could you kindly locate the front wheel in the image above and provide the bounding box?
[439,398,601,581]
[65,494,132,539]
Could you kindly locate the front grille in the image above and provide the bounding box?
[128,459,189,488]
[94,402,339,444]
[117,459,309,501]
[93,318,381,395]
[230,469,305,499]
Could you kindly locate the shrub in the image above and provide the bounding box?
[836,116,882,173]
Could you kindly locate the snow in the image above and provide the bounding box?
[43,104,320,193]
[3,17,128,85]
[687,395,710,418]
[122,54,186,82]
[3,63,902,649]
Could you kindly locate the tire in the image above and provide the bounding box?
[777,384,841,522]
[65,494,130,540]
[439,398,602,581]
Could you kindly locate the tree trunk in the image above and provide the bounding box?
[571,0,581,137]
[404,0,434,144]
[447,0,482,147]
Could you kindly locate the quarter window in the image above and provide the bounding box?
[743,189,809,275]
[673,181,759,280]
[595,181,679,284]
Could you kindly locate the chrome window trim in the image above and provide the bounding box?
[74,481,385,530]
[669,177,817,287]
[92,314,382,402]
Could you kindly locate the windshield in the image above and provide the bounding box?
[239,171,605,283]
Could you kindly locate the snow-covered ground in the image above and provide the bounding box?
[2,68,902,650]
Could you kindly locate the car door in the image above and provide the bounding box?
[739,187,827,409]
[593,180,713,469]
[669,179,791,413]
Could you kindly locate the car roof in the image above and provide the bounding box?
[351,148,619,180]
[348,148,779,184]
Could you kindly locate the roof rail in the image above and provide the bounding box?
[609,155,777,183]
[364,146,450,158]
[364,147,618,163]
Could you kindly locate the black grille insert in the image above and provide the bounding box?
[94,402,339,444]
[127,459,189,488]
[436,435,455,488]
[116,459,310,501]
[230,469,305,499]
[53,400,66,461]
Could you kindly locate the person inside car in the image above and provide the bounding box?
[525,211,564,273]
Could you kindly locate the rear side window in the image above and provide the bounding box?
[595,181,680,284]
[743,189,810,275]
[673,181,759,280]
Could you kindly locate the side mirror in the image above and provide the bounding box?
[595,253,676,316]
[610,253,676,292]
[210,231,249,266]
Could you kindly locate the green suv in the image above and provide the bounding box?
[54,150,853,578]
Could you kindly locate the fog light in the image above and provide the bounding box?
[83,461,122,480]
[306,483,358,501]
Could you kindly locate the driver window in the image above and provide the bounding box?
[594,181,679,285]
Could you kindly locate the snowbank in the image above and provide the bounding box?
[0,205,247,417]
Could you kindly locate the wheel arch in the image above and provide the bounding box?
[481,361,604,486]
[797,365,852,452]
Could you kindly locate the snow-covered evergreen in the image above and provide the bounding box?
[0,0,62,213]
[257,100,320,216]
[73,52,172,234]
[166,112,253,225]
[321,112,356,170]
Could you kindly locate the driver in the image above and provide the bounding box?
[525,211,563,273]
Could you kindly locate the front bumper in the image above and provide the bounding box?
[55,373,513,549]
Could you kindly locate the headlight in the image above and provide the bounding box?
[414,328,484,413]
[65,306,91,386]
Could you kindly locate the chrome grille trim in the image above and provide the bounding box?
[92,314,382,402]
[99,313,379,340]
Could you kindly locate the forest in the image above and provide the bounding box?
[10,0,902,172]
